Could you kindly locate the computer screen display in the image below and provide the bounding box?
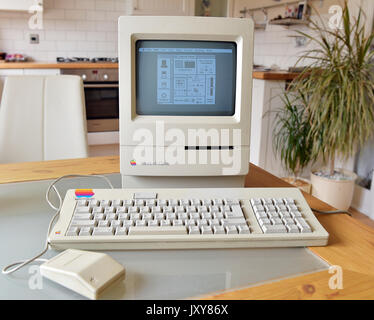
[136,40,237,116]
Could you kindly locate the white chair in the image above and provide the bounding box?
[0,75,88,163]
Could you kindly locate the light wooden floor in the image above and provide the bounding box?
[88,143,374,227]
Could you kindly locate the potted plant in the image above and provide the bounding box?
[292,2,374,210]
[273,89,313,193]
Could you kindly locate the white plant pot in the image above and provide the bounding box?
[310,168,357,211]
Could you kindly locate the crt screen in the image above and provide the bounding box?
[136,40,236,116]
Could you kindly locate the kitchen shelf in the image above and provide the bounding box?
[269,18,309,26]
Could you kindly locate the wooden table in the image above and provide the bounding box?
[1,156,374,299]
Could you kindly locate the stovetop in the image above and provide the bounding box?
[56,57,118,63]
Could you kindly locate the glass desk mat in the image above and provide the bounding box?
[0,174,329,300]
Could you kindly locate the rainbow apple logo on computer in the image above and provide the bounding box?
[130,160,136,166]
[75,189,95,198]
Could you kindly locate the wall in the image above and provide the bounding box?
[233,0,342,69]
[0,0,132,61]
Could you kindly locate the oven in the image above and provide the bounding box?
[61,68,119,132]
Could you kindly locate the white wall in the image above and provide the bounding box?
[233,0,341,69]
[0,0,132,61]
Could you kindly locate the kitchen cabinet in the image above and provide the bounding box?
[130,0,194,16]
[0,0,43,11]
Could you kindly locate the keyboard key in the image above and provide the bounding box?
[275,205,287,212]
[116,207,128,214]
[70,220,96,227]
[75,207,91,214]
[225,199,239,205]
[89,199,100,207]
[213,225,225,234]
[262,224,287,233]
[196,219,208,226]
[92,207,104,214]
[110,220,122,228]
[115,227,128,235]
[273,198,284,205]
[225,226,238,234]
[100,200,111,207]
[213,212,224,219]
[77,200,88,207]
[160,219,171,226]
[201,226,213,234]
[105,213,117,221]
[290,211,302,218]
[142,213,153,221]
[92,227,114,236]
[261,198,273,205]
[98,220,110,227]
[112,200,123,207]
[213,199,224,205]
[188,226,200,234]
[172,220,184,226]
[177,212,188,220]
[250,198,261,206]
[148,220,159,227]
[129,226,187,235]
[255,211,267,219]
[152,206,162,213]
[286,225,300,233]
[282,218,295,225]
[73,213,93,220]
[271,218,283,225]
[79,227,92,236]
[287,204,298,211]
[201,212,212,219]
[169,199,179,206]
[66,227,79,236]
[136,220,147,227]
[93,213,105,221]
[221,218,247,227]
[238,225,250,234]
[135,199,145,206]
[180,199,190,206]
[252,204,265,212]
[139,206,150,214]
[158,199,168,206]
[123,220,134,227]
[264,205,276,212]
[267,212,279,218]
[118,213,129,220]
[208,219,220,226]
[258,218,271,226]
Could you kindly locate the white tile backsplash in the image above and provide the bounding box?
[0,0,129,61]
[0,0,325,66]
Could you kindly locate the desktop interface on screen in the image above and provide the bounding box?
[136,40,237,116]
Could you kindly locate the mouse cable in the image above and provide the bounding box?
[2,174,114,275]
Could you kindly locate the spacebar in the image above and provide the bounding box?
[128,226,187,235]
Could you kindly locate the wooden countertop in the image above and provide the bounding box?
[0,62,300,80]
[252,70,301,80]
[1,156,373,299]
[0,62,118,69]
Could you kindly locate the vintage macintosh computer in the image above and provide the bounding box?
[2,17,329,300]
[46,16,329,250]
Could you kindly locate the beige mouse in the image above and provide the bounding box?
[40,249,125,300]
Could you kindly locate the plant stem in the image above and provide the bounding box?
[329,153,335,176]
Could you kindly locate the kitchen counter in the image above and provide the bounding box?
[0,62,301,80]
[0,62,119,69]
[252,70,301,80]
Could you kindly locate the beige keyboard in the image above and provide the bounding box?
[49,187,329,250]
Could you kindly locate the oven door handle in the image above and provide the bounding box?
[84,84,119,88]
